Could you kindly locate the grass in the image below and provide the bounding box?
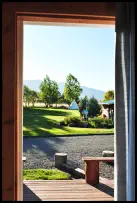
[23,107,114,137]
[23,169,71,180]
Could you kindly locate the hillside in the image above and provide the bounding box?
[23,80,105,101]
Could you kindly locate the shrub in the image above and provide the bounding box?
[58,105,68,109]
[69,118,90,128]
[89,117,114,129]
[68,123,76,127]
[83,121,91,128]
[53,105,68,109]
[97,114,102,118]
[60,116,86,127]
[107,123,114,128]
[64,116,81,126]
[60,121,67,126]
[60,116,114,129]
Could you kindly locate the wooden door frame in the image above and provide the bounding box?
[2,2,115,201]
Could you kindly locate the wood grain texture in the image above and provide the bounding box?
[83,157,114,185]
[2,8,16,201]
[3,2,115,17]
[15,19,23,201]
[85,161,99,185]
[18,15,115,25]
[23,180,114,201]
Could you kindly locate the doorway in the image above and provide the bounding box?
[2,3,115,200]
[22,20,115,200]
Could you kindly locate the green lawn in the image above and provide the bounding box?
[23,107,114,136]
[23,169,71,180]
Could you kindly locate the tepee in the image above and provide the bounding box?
[68,100,79,110]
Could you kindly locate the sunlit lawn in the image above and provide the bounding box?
[23,169,71,180]
[23,107,114,136]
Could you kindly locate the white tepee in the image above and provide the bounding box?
[68,100,79,110]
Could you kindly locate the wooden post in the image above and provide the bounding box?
[85,161,99,186]
[55,153,67,168]
[83,157,114,186]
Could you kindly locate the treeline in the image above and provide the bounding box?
[23,73,82,107]
[23,73,114,112]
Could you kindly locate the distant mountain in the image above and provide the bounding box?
[80,86,105,101]
[23,80,105,101]
[58,82,105,101]
[23,80,42,92]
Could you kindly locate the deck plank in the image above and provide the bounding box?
[23,179,114,201]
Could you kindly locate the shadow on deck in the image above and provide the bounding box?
[23,184,42,201]
[97,177,114,197]
[23,179,114,201]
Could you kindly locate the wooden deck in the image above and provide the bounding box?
[23,178,114,201]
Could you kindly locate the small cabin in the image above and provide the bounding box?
[99,100,114,119]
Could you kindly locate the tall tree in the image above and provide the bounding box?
[23,85,32,107]
[39,75,59,107]
[102,90,114,101]
[58,93,69,104]
[30,90,38,107]
[88,97,101,117]
[79,96,89,117]
[64,74,83,104]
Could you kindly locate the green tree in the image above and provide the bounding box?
[57,93,69,104]
[37,92,43,103]
[39,75,59,107]
[30,90,38,107]
[88,97,101,118]
[58,93,64,104]
[64,74,83,104]
[50,81,61,107]
[102,90,114,101]
[23,85,32,107]
[79,96,89,117]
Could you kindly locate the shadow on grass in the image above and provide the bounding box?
[23,107,79,161]
[24,106,71,117]
[23,107,114,137]
[23,107,75,137]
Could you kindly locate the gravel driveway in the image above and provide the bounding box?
[23,135,114,179]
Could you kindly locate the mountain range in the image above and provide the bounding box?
[24,80,105,101]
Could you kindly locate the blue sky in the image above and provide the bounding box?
[23,24,115,91]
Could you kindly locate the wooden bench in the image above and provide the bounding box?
[82,157,114,186]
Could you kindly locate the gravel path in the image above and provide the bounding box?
[23,135,114,179]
